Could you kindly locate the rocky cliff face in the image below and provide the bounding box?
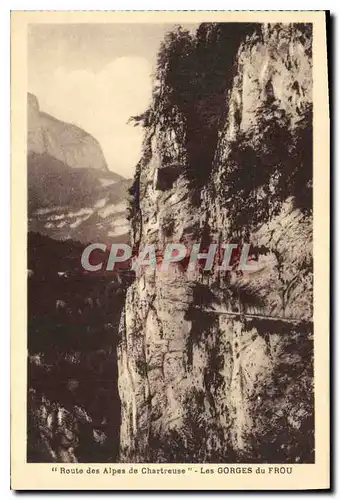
[118,23,313,463]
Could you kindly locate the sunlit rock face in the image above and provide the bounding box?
[118,23,313,463]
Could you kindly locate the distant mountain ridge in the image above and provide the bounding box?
[27,94,131,244]
[27,95,131,464]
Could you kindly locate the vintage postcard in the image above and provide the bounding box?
[11,10,330,490]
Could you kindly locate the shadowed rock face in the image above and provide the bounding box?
[118,23,313,463]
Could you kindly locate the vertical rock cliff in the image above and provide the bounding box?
[118,23,313,463]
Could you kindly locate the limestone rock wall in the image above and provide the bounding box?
[118,23,313,463]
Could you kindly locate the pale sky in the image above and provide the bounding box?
[28,23,196,178]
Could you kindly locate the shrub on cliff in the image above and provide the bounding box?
[132,23,256,193]
[220,98,312,240]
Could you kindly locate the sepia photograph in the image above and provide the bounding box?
[10,10,329,490]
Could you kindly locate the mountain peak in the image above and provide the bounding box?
[27,93,109,172]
